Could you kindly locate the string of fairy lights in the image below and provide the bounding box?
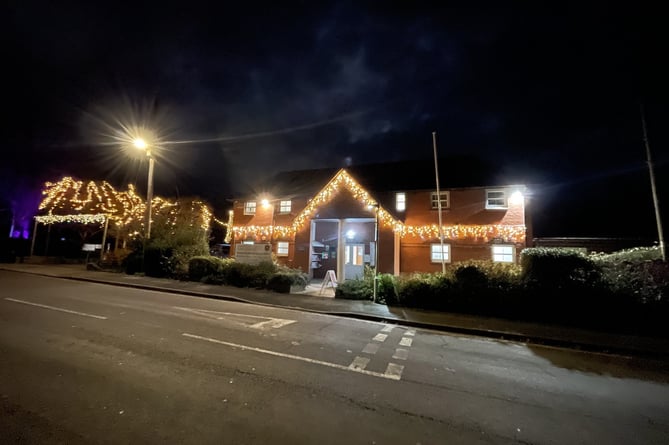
[35,170,525,246]
[231,169,526,244]
[36,177,212,234]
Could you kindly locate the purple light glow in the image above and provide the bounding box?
[7,183,42,239]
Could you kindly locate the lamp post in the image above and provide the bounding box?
[133,137,154,240]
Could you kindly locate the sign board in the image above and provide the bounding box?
[82,243,102,252]
[320,270,338,295]
[235,243,272,265]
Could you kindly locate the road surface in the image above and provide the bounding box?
[1,270,668,444]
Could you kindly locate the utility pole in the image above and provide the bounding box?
[432,132,446,273]
[641,105,665,261]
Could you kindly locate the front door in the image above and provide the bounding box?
[344,243,365,280]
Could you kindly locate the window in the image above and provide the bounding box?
[244,201,257,215]
[430,243,451,263]
[430,191,449,209]
[492,245,515,263]
[277,241,289,256]
[279,200,291,213]
[486,190,507,209]
[396,192,406,212]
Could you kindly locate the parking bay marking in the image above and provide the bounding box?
[174,307,296,329]
[4,298,108,320]
[182,333,402,381]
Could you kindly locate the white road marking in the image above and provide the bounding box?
[174,306,296,329]
[348,356,370,370]
[182,333,401,381]
[385,363,404,379]
[381,324,394,333]
[399,337,413,347]
[362,343,379,354]
[373,333,388,342]
[4,298,107,320]
[392,348,409,360]
[405,329,416,336]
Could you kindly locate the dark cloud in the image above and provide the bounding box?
[5,1,668,237]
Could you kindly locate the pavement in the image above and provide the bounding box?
[1,261,668,359]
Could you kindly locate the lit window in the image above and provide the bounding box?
[492,245,515,263]
[277,241,289,256]
[486,190,507,209]
[430,243,451,263]
[279,200,291,213]
[430,191,449,209]
[241,240,254,245]
[396,192,406,212]
[244,201,257,215]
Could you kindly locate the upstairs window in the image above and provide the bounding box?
[277,241,289,256]
[244,201,257,215]
[486,190,507,209]
[279,200,292,213]
[431,191,449,210]
[492,245,515,263]
[430,243,451,263]
[396,192,406,212]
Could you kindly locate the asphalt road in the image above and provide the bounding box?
[1,270,668,444]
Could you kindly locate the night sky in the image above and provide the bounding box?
[5,2,668,239]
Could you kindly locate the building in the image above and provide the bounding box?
[229,159,530,280]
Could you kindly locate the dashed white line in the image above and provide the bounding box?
[348,356,370,370]
[362,343,380,354]
[385,363,405,380]
[373,333,388,342]
[399,337,413,347]
[182,333,400,381]
[405,329,416,337]
[392,348,409,360]
[4,298,108,320]
[381,325,395,333]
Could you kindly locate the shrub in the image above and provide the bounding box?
[335,279,373,300]
[592,246,668,306]
[225,261,277,288]
[396,273,452,309]
[376,273,399,305]
[144,246,174,278]
[188,256,223,282]
[520,247,598,285]
[266,269,309,293]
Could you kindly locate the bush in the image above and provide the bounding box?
[122,251,143,275]
[376,274,399,305]
[396,273,453,310]
[335,279,373,300]
[266,267,309,293]
[520,247,598,285]
[188,256,223,282]
[225,261,277,288]
[144,246,174,278]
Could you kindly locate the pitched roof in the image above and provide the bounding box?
[241,156,520,200]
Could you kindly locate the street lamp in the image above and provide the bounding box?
[133,137,154,239]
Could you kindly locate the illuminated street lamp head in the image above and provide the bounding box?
[133,138,148,150]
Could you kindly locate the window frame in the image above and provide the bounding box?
[276,241,289,256]
[430,191,450,210]
[492,244,515,263]
[395,192,406,212]
[485,189,507,209]
[244,201,257,215]
[279,200,292,214]
[430,243,451,263]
